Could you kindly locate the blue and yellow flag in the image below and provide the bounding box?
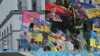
[82,3,97,19]
[94,0,100,4]
[89,31,97,47]
[71,0,98,19]
[34,33,43,42]
[21,24,29,31]
[92,17,100,33]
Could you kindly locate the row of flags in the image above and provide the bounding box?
[71,0,100,48]
[71,0,100,19]
[20,11,67,50]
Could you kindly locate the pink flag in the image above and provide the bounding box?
[22,11,35,23]
[35,12,40,19]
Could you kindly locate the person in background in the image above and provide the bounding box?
[46,6,62,22]
[20,31,30,51]
[3,39,9,52]
[74,2,88,22]
[46,6,64,33]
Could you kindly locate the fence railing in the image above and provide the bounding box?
[30,51,100,56]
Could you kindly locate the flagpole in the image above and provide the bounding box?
[72,7,76,25]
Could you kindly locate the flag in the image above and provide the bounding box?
[89,31,97,47]
[34,18,40,24]
[33,24,44,32]
[43,25,51,33]
[40,19,52,27]
[94,4,100,16]
[34,12,40,19]
[51,46,57,51]
[56,29,66,37]
[22,11,40,23]
[48,36,56,43]
[34,33,43,42]
[90,31,97,39]
[82,3,97,19]
[22,11,35,23]
[21,24,29,31]
[71,0,76,5]
[90,38,96,47]
[40,19,46,25]
[94,0,100,4]
[71,1,97,19]
[92,17,100,32]
[39,20,51,33]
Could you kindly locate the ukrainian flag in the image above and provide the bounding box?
[94,0,100,4]
[82,3,97,19]
[71,0,97,19]
[92,18,100,48]
[89,31,97,47]
[34,33,43,42]
[92,18,100,33]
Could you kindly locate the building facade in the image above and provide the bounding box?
[0,0,45,51]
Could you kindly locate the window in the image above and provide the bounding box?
[2,32,3,38]
[7,27,9,34]
[4,30,6,36]
[89,0,92,4]
[32,0,36,11]
[10,24,12,33]
[0,0,2,3]
[18,0,22,11]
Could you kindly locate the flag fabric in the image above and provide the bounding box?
[40,19,46,25]
[50,46,58,51]
[21,24,29,31]
[71,0,76,5]
[82,3,97,19]
[94,0,100,4]
[34,18,40,24]
[56,29,66,37]
[92,17,100,32]
[92,18,100,48]
[95,4,100,8]
[43,25,51,33]
[89,31,97,47]
[48,36,56,43]
[94,4,100,17]
[34,12,40,19]
[34,33,43,42]
[22,11,40,23]
[90,38,96,47]
[33,25,44,32]
[39,20,51,33]
[71,0,97,19]
[22,11,35,23]
[90,31,97,39]
[40,19,52,27]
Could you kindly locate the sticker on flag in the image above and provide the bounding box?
[29,13,34,21]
